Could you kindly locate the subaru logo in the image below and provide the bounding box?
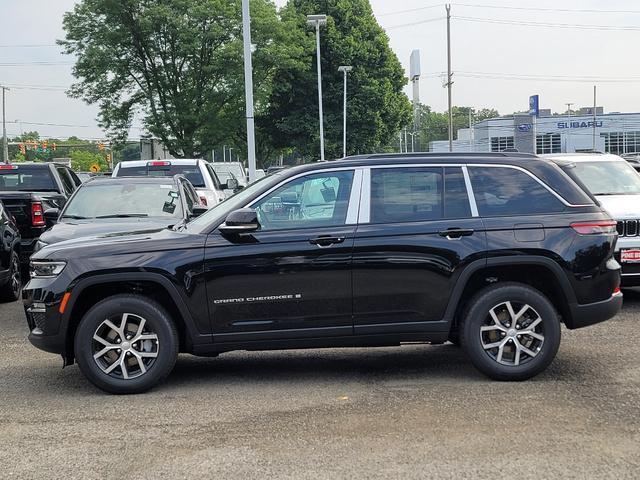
[517,124,532,132]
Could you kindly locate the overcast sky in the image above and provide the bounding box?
[1,0,639,140]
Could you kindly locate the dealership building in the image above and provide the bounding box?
[429,107,640,155]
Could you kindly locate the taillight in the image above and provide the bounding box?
[613,287,621,296]
[0,165,18,170]
[570,221,617,235]
[31,202,45,227]
[199,196,208,206]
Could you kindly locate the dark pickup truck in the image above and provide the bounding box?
[0,163,81,263]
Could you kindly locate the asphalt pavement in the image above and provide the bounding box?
[0,292,639,479]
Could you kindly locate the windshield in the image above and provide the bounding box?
[570,161,640,196]
[0,166,57,191]
[62,182,183,219]
[211,164,247,185]
[117,164,206,188]
[186,174,277,233]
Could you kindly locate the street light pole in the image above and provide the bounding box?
[338,66,353,158]
[1,86,9,164]
[565,102,573,153]
[307,14,327,162]
[242,0,257,181]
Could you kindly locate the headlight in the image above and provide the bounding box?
[30,261,67,278]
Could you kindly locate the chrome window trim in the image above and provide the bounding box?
[461,166,479,217]
[358,168,371,224]
[465,163,592,208]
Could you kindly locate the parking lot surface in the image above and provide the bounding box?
[1,293,639,480]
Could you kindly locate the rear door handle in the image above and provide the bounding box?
[438,228,474,239]
[309,235,346,247]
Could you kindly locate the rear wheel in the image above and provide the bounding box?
[461,283,561,381]
[0,251,21,302]
[74,294,178,394]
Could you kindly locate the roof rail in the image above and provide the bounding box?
[340,152,539,161]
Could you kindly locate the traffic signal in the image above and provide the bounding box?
[98,142,105,151]
[19,144,26,155]
[52,143,57,151]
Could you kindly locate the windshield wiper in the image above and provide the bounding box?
[61,214,91,220]
[96,213,149,219]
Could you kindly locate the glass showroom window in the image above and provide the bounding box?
[536,133,561,154]
[490,136,514,152]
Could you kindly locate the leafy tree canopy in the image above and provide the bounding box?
[60,0,304,159]
[262,0,412,160]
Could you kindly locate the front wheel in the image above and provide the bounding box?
[461,283,561,381]
[74,294,179,394]
[0,251,21,302]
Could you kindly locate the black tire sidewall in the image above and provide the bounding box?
[0,251,21,302]
[462,284,561,381]
[74,295,178,394]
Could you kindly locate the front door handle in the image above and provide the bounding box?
[438,228,474,239]
[309,235,346,247]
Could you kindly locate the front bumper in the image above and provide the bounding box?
[23,276,70,356]
[614,237,640,286]
[566,291,623,330]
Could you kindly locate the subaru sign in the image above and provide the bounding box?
[557,120,603,129]
[529,95,539,117]
[517,124,532,132]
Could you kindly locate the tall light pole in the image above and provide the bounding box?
[242,0,257,181]
[307,14,327,162]
[338,66,353,158]
[445,4,453,152]
[1,86,9,164]
[565,102,573,153]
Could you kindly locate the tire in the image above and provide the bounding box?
[74,294,179,394]
[460,282,561,381]
[0,250,21,302]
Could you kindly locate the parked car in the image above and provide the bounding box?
[621,153,640,172]
[210,162,248,196]
[76,172,99,183]
[112,159,232,208]
[24,152,621,394]
[0,162,81,263]
[35,176,207,252]
[0,199,22,301]
[266,165,287,175]
[547,153,640,286]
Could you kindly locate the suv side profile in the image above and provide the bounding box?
[24,153,622,394]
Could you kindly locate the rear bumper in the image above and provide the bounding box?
[566,292,623,330]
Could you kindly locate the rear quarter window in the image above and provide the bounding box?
[469,167,565,216]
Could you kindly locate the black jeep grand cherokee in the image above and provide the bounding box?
[23,153,622,394]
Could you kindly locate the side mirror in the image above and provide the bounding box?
[219,208,259,235]
[190,205,208,218]
[225,178,239,191]
[44,208,60,225]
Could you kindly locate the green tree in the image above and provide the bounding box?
[416,105,499,150]
[70,150,110,172]
[60,0,302,159]
[261,0,412,160]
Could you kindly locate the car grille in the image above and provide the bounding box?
[617,220,640,237]
[26,310,47,331]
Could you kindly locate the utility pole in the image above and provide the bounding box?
[211,149,215,162]
[223,145,226,162]
[404,128,408,153]
[593,86,597,151]
[565,102,573,153]
[242,0,257,181]
[445,4,454,152]
[1,86,8,164]
[338,66,353,158]
[229,148,233,162]
[307,14,328,162]
[469,110,474,152]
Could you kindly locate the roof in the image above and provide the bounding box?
[84,175,180,186]
[542,153,625,164]
[118,159,204,167]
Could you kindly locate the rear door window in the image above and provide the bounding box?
[469,167,565,216]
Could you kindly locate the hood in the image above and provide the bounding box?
[596,195,640,219]
[39,218,175,246]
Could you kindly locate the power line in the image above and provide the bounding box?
[8,120,144,130]
[0,61,73,66]
[0,44,59,48]
[452,3,640,15]
[454,16,640,31]
[385,16,446,29]
[419,71,640,83]
[378,4,442,17]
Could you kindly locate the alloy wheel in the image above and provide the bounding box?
[480,301,545,367]
[92,313,159,379]
[10,255,20,298]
